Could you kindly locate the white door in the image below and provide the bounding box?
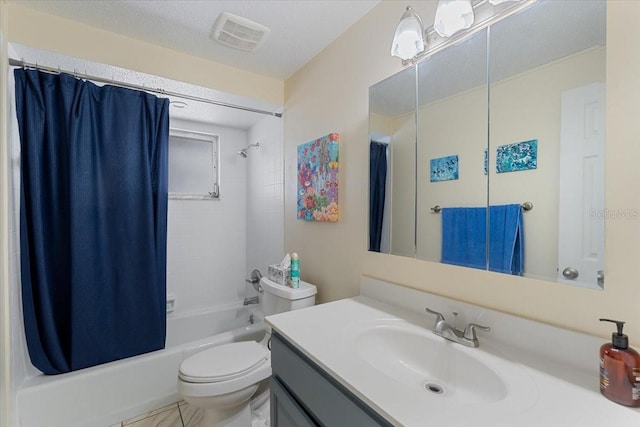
[557,82,605,289]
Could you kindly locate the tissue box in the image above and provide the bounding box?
[268,264,290,286]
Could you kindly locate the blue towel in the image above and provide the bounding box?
[441,204,524,275]
[441,207,487,270]
[488,204,524,275]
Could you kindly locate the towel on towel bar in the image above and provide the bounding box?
[441,204,524,275]
[488,204,524,275]
[441,207,487,270]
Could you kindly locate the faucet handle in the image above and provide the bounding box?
[425,307,445,323]
[463,323,491,340]
[246,269,264,293]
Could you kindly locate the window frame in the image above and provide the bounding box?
[168,127,220,200]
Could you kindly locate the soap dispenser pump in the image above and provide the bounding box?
[599,318,640,407]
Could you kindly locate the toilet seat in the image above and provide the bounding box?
[179,341,268,383]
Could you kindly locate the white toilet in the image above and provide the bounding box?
[177,277,317,427]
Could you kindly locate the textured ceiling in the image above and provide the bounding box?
[12,0,380,80]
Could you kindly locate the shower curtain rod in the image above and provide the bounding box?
[9,58,283,118]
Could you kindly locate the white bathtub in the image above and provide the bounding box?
[16,303,264,427]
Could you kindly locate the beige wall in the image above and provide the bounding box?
[284,1,640,345]
[416,84,488,261]
[371,105,417,257]
[283,1,415,303]
[369,112,392,137]
[7,3,284,106]
[389,112,416,257]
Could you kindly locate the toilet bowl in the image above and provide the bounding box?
[177,277,317,427]
[177,340,271,427]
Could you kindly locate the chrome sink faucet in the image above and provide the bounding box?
[425,307,490,348]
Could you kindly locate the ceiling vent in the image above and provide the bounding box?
[210,12,271,52]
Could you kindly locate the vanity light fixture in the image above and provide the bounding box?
[391,6,427,61]
[391,0,536,65]
[434,0,475,38]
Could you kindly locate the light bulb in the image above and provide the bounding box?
[391,6,426,61]
[434,0,474,38]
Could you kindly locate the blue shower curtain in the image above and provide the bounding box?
[369,141,387,252]
[14,69,169,374]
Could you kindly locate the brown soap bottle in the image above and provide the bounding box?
[599,319,640,407]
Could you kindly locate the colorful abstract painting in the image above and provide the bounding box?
[297,133,339,222]
[496,139,538,173]
[430,155,459,182]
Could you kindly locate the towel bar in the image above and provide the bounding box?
[431,202,533,213]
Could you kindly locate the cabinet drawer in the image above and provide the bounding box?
[271,332,392,427]
[270,376,318,427]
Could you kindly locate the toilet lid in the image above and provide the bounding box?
[179,341,269,383]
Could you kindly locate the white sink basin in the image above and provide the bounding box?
[345,318,538,416]
[355,323,507,404]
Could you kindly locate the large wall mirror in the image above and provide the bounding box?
[369,0,606,289]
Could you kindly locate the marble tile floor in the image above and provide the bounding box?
[108,401,203,427]
[109,397,270,427]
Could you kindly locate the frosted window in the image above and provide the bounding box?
[168,129,219,199]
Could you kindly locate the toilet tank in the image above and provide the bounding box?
[260,277,317,316]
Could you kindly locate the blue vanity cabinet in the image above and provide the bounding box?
[270,332,393,427]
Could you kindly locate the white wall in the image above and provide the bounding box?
[246,116,285,277]
[167,119,248,315]
[0,2,15,425]
[6,53,30,423]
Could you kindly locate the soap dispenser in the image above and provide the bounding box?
[599,319,640,407]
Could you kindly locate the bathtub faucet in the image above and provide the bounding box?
[243,296,260,306]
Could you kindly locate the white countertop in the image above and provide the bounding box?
[266,287,640,427]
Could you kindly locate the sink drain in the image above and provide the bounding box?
[424,382,444,394]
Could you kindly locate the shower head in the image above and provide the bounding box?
[238,142,260,158]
